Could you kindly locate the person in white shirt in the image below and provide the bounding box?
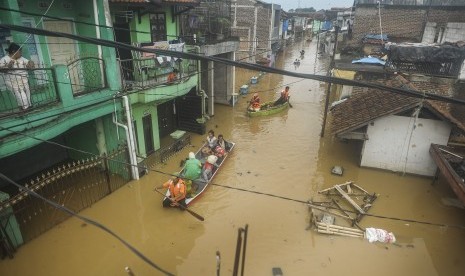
[206,129,217,149]
[0,43,34,110]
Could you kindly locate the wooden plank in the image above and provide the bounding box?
[351,183,370,195]
[332,199,354,220]
[316,222,364,233]
[317,227,364,236]
[335,185,365,214]
[308,204,352,220]
[317,229,363,238]
[318,181,352,194]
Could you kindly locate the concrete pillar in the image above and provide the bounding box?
[98,0,121,92]
[53,64,74,105]
[95,117,108,156]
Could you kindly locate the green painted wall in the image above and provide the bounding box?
[164,7,176,38]
[129,13,151,43]
[65,120,99,160]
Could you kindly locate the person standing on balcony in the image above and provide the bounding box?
[0,43,35,110]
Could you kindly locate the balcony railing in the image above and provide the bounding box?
[119,57,198,91]
[67,57,107,95]
[0,66,58,114]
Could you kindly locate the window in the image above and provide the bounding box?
[150,13,166,42]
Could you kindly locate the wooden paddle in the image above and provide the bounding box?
[154,188,205,221]
[287,96,293,108]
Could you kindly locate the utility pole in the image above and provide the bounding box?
[320,25,340,137]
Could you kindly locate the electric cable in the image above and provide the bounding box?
[0,172,174,276]
[2,126,465,232]
[210,183,465,230]
[2,23,463,106]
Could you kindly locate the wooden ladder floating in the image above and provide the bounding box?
[316,181,378,225]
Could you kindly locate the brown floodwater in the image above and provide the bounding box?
[1,40,465,276]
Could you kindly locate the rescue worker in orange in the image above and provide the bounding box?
[158,175,187,208]
[274,86,290,106]
[249,93,261,111]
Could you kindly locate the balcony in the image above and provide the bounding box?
[67,57,107,95]
[119,54,198,91]
[0,66,59,116]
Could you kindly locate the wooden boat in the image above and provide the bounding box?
[247,101,289,117]
[164,141,235,206]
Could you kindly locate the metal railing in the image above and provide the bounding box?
[0,66,58,114]
[119,58,198,91]
[142,134,191,169]
[0,145,130,244]
[67,57,107,95]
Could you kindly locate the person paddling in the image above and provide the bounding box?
[274,86,290,106]
[248,93,261,112]
[157,175,187,208]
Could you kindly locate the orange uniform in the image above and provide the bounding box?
[250,94,260,110]
[163,178,186,200]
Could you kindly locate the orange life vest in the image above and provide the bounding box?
[168,179,186,199]
[251,96,260,109]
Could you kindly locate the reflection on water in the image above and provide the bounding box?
[1,40,465,276]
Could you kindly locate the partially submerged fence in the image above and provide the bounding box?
[0,146,130,247]
[143,134,191,169]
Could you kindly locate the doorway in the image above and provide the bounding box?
[157,100,177,138]
[142,114,155,154]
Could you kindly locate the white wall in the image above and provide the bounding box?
[443,22,465,43]
[361,114,451,176]
[422,22,436,43]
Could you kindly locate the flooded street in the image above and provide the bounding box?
[2,40,465,276]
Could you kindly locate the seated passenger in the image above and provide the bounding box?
[183,152,202,196]
[206,129,218,149]
[248,93,260,112]
[201,155,218,182]
[214,145,226,158]
[217,134,231,152]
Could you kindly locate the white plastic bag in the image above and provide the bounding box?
[365,227,396,243]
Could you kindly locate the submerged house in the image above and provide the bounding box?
[0,0,131,248]
[179,0,240,112]
[330,74,459,177]
[109,0,204,168]
[231,0,281,66]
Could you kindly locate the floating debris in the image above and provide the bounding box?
[331,166,344,176]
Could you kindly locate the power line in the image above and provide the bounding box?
[0,6,151,35]
[211,183,465,230]
[3,125,464,232]
[0,7,286,44]
[0,172,174,276]
[0,47,273,125]
[2,23,462,106]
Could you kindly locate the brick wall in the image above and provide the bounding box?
[232,0,272,59]
[353,6,465,44]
